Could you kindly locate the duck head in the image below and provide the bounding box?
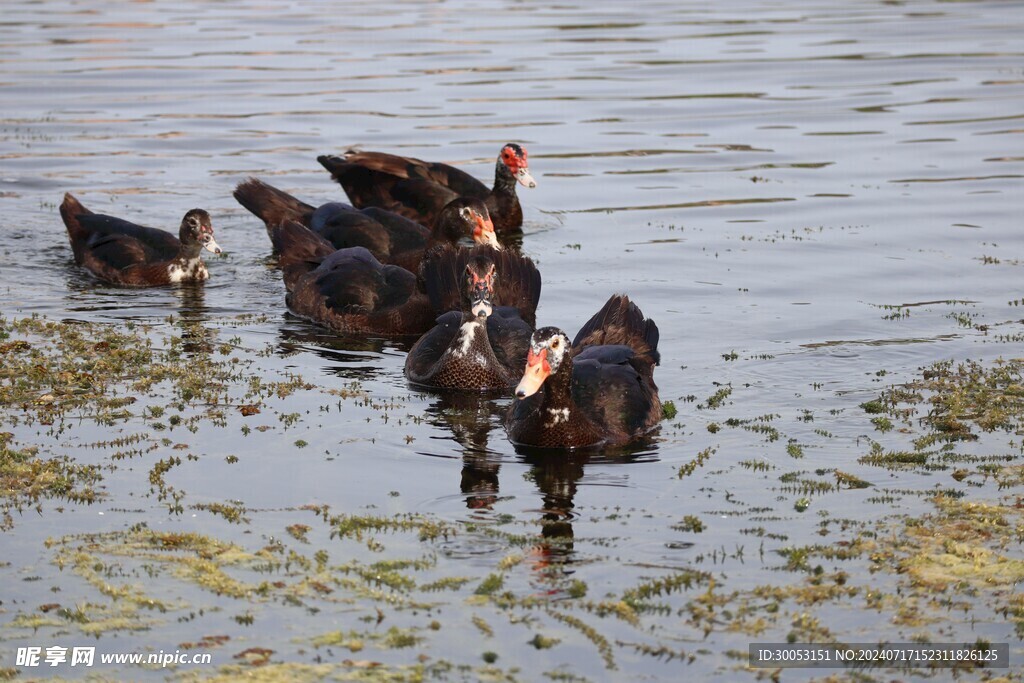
[180,209,221,254]
[515,327,570,398]
[440,198,499,248]
[463,256,497,319]
[499,143,537,189]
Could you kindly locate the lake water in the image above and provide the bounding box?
[1,0,1022,680]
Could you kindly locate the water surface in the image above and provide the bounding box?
[1,0,1022,680]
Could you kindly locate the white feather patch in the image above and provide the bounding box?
[452,321,479,358]
[545,407,570,428]
[168,258,207,283]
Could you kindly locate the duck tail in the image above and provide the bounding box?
[270,220,335,290]
[59,193,94,262]
[233,178,314,237]
[573,294,660,366]
[317,153,380,191]
[317,154,348,181]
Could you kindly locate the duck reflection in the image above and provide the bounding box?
[170,283,214,356]
[520,449,586,565]
[517,435,662,569]
[422,389,661,570]
[421,390,505,511]
[275,318,415,381]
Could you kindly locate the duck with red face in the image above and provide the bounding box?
[318,142,536,235]
[506,296,662,450]
[499,143,537,191]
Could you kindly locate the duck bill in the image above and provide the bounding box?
[515,349,550,398]
[516,167,537,189]
[472,214,500,248]
[203,236,222,254]
[470,288,492,318]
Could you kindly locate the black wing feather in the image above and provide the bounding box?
[572,294,659,366]
[420,245,541,324]
[83,232,156,271]
[404,311,461,381]
[75,214,180,259]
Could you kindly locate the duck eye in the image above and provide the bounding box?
[551,339,560,350]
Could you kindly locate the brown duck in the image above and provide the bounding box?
[270,228,537,337]
[317,143,535,235]
[60,193,221,287]
[505,295,661,449]
[404,247,540,390]
[233,177,499,271]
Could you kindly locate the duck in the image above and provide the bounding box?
[60,193,221,287]
[271,221,540,337]
[270,221,435,335]
[233,177,500,271]
[404,247,541,390]
[504,295,661,449]
[317,143,536,235]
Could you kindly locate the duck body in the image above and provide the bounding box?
[234,178,498,272]
[318,143,535,235]
[60,193,220,287]
[404,310,527,390]
[505,295,661,449]
[404,247,540,390]
[271,221,436,335]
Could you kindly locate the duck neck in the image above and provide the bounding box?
[177,241,203,263]
[541,355,576,410]
[447,313,495,361]
[493,158,517,195]
[430,213,463,245]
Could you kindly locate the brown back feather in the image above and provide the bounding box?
[572,295,660,367]
[420,244,541,324]
[270,220,336,290]
[233,178,315,233]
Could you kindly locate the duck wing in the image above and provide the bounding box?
[314,205,429,264]
[486,307,533,374]
[318,152,484,224]
[338,150,489,198]
[385,178,461,226]
[82,232,161,271]
[314,247,419,315]
[404,310,461,382]
[571,344,661,439]
[420,245,541,324]
[270,220,337,290]
[572,294,660,366]
[75,214,180,260]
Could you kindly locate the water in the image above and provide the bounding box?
[1,0,1023,679]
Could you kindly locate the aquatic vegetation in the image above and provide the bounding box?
[676,447,715,478]
[4,313,1024,681]
[0,432,101,529]
[859,357,1024,485]
[700,386,733,410]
